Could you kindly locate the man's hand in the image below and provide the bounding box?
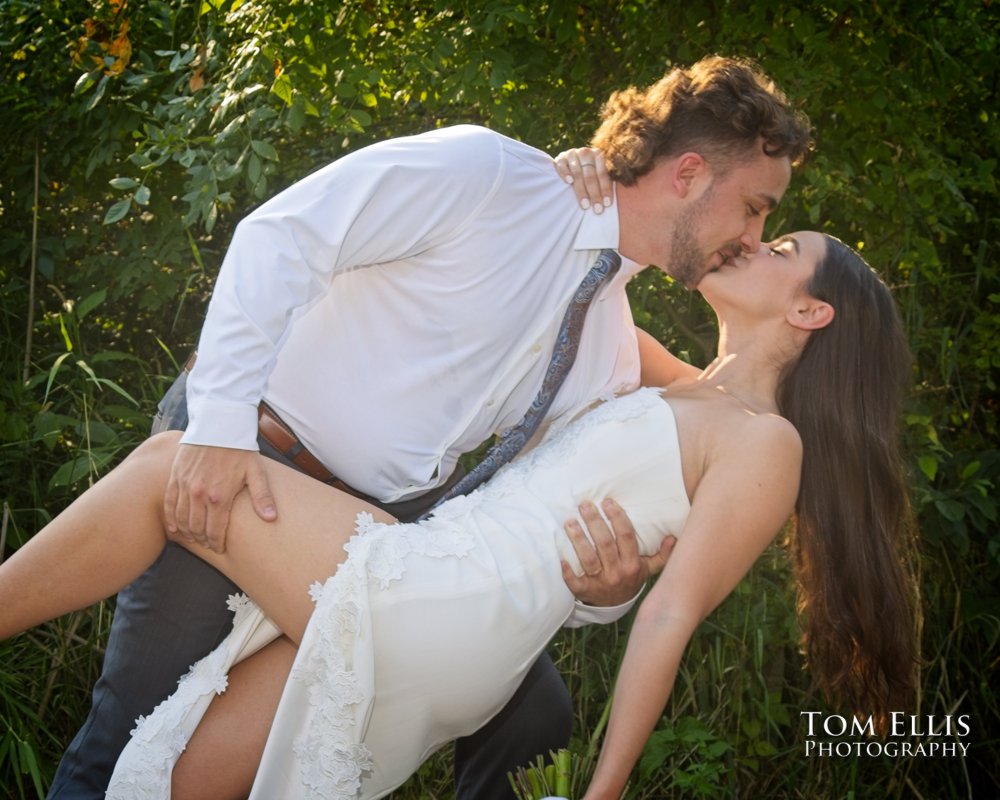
[561,498,675,607]
[553,147,614,213]
[163,444,277,553]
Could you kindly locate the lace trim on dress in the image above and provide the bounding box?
[284,510,475,799]
[106,595,260,800]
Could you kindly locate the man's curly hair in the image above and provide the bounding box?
[592,56,812,185]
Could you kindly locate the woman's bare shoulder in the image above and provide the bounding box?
[727,410,803,472]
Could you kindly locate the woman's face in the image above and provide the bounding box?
[697,230,828,321]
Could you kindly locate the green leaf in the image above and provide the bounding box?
[84,74,109,112]
[247,152,263,186]
[76,289,107,320]
[43,352,73,403]
[216,113,247,144]
[271,73,294,105]
[752,739,776,756]
[109,177,140,190]
[74,362,140,406]
[73,70,97,95]
[968,492,998,522]
[75,359,99,384]
[34,411,77,442]
[17,740,43,799]
[350,108,372,128]
[250,139,278,160]
[961,460,981,480]
[205,201,218,234]
[168,47,197,72]
[918,455,938,481]
[103,198,132,225]
[286,99,307,132]
[75,420,118,445]
[935,499,966,523]
[134,185,151,206]
[49,456,93,488]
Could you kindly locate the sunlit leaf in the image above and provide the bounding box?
[271,72,294,105]
[918,455,939,481]
[84,74,109,111]
[103,198,132,224]
[73,70,97,95]
[250,139,278,160]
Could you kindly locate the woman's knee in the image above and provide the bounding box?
[145,428,184,454]
[128,429,183,470]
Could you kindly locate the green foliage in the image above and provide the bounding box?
[639,717,733,797]
[1,0,998,797]
[510,748,575,800]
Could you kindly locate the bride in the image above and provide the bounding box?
[0,232,918,800]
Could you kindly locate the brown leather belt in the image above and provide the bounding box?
[184,353,366,498]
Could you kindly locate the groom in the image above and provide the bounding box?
[50,55,810,799]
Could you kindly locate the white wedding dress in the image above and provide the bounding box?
[107,388,691,799]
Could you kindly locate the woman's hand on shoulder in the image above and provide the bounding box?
[552,146,614,212]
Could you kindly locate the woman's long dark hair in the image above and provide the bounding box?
[776,235,919,731]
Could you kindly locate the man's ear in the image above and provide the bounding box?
[787,298,835,331]
[672,152,707,198]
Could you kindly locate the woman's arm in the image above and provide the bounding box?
[636,327,700,387]
[582,414,802,799]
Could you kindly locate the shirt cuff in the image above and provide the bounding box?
[563,586,644,628]
[180,399,261,451]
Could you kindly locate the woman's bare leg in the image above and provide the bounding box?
[171,635,298,800]
[0,433,181,638]
[0,431,395,644]
[0,432,396,795]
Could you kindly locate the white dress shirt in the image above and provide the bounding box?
[185,125,645,502]
[183,126,648,623]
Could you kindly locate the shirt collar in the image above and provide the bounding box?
[572,193,646,281]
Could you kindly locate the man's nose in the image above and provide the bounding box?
[739,217,766,253]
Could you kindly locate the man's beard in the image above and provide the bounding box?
[665,183,725,288]
[666,203,707,287]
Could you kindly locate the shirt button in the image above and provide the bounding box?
[531,342,542,354]
[486,398,495,407]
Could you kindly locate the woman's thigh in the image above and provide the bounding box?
[192,458,396,644]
